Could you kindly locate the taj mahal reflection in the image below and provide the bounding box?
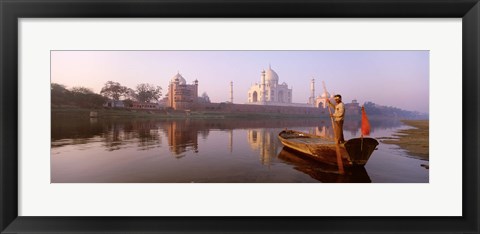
[247,129,282,166]
[310,125,334,140]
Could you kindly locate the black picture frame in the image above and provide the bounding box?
[1,0,478,233]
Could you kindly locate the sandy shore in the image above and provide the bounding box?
[380,120,429,161]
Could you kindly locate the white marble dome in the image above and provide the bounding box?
[320,91,331,98]
[171,72,186,85]
[265,66,279,84]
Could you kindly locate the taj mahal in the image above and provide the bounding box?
[247,65,334,109]
[247,65,293,105]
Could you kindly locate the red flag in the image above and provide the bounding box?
[361,106,371,136]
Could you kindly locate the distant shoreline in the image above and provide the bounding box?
[380,120,429,161]
[51,106,428,121]
[51,106,329,119]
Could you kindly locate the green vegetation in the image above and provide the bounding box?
[100,81,128,102]
[135,83,162,103]
[99,81,163,107]
[51,83,107,108]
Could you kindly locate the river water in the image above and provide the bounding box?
[51,114,429,183]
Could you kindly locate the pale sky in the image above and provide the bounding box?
[51,50,429,113]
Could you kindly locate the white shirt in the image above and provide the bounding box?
[332,102,345,121]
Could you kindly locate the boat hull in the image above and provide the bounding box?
[278,130,378,167]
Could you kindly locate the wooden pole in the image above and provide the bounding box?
[322,81,344,174]
[322,81,336,140]
[335,144,345,175]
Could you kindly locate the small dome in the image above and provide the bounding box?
[320,91,330,98]
[171,72,186,85]
[265,65,279,84]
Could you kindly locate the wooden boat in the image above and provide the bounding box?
[278,130,378,167]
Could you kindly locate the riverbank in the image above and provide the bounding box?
[51,107,329,119]
[380,120,429,161]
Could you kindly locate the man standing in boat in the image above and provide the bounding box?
[326,94,345,144]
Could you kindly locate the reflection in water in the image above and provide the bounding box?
[247,129,282,166]
[164,121,199,157]
[228,130,233,153]
[277,148,371,183]
[101,121,162,151]
[312,125,334,140]
[51,114,426,183]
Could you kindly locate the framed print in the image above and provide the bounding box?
[1,0,478,233]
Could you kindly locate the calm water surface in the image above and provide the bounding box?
[51,114,429,183]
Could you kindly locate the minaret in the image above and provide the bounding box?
[261,70,266,104]
[194,79,199,102]
[230,81,233,103]
[310,78,315,106]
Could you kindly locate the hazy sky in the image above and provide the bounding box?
[51,50,429,113]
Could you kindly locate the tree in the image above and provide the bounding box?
[51,83,106,108]
[125,88,138,101]
[135,83,162,103]
[70,86,107,108]
[51,83,68,92]
[71,86,94,94]
[100,81,128,101]
[51,83,71,106]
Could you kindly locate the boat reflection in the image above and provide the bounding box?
[277,148,371,183]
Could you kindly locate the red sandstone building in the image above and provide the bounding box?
[167,72,198,110]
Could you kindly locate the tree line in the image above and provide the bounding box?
[52,81,211,108]
[100,81,162,103]
[363,101,428,119]
[51,83,107,108]
[51,81,162,108]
